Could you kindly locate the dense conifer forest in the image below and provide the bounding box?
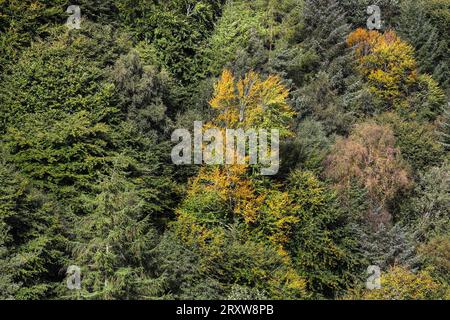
[0,0,448,300]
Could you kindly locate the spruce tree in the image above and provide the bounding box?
[0,152,67,299]
[0,221,20,299]
[69,156,166,299]
[438,103,450,151]
[397,0,449,89]
[301,0,351,71]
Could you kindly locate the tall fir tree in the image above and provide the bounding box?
[68,156,166,299]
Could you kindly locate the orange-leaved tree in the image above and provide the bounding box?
[347,28,446,120]
[347,28,418,107]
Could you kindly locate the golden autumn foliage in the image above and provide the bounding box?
[268,267,308,299]
[178,69,297,225]
[347,28,418,106]
[171,211,226,273]
[325,123,411,212]
[262,190,300,256]
[182,164,265,224]
[167,69,309,298]
[209,69,295,137]
[178,165,301,253]
[346,266,449,300]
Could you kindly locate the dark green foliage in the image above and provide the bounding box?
[0,221,20,299]
[68,157,166,299]
[153,231,224,299]
[280,119,331,175]
[294,71,359,135]
[116,0,224,83]
[340,0,402,29]
[0,23,129,203]
[286,170,362,298]
[0,21,178,298]
[0,0,68,73]
[438,103,450,151]
[397,0,450,90]
[301,0,351,68]
[376,113,445,173]
[204,1,268,77]
[289,0,371,135]
[0,154,67,299]
[204,0,304,78]
[0,22,129,131]
[400,163,450,236]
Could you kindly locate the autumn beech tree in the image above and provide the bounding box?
[176,67,296,231]
[325,122,411,226]
[347,28,418,105]
[166,69,309,299]
[346,28,445,120]
[209,69,295,135]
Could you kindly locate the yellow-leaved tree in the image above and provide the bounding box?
[345,266,449,300]
[347,28,445,119]
[169,69,307,299]
[209,69,295,136]
[347,28,418,105]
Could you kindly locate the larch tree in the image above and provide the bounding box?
[325,122,411,226]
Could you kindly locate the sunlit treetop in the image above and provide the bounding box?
[209,69,296,137]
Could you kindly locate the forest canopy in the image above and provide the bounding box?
[0,0,448,300]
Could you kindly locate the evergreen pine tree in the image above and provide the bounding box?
[0,152,67,299]
[69,156,166,299]
[301,0,351,71]
[438,103,450,151]
[397,0,449,89]
[0,221,20,299]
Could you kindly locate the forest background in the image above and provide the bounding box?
[0,0,449,300]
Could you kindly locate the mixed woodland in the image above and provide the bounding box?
[0,0,449,300]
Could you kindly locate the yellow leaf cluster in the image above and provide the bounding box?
[209,69,295,137]
[189,165,265,223]
[350,266,447,300]
[347,28,418,106]
[263,190,300,257]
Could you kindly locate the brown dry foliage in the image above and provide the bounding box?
[325,123,411,210]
